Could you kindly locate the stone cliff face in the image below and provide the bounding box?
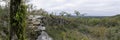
[28,15,53,40]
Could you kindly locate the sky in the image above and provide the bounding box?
[0,0,120,16]
[0,1,6,6]
[29,0,120,16]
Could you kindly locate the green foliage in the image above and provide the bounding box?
[42,13,120,40]
[15,4,27,40]
[107,27,120,40]
[1,4,120,40]
[9,0,27,40]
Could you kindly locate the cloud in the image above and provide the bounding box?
[0,1,6,6]
[54,0,66,2]
[30,0,120,16]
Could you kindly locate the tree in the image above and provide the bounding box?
[74,10,80,16]
[66,13,71,17]
[60,11,68,16]
[9,0,27,40]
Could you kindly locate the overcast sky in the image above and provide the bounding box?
[29,0,120,16]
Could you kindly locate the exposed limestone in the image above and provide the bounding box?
[28,15,53,40]
[37,31,52,40]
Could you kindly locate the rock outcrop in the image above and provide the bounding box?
[37,31,52,40]
[28,15,52,40]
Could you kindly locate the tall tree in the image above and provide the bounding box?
[9,0,27,40]
[74,10,80,16]
[60,11,68,16]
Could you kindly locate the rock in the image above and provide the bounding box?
[38,26,46,31]
[27,15,53,40]
[36,31,52,40]
[28,15,43,28]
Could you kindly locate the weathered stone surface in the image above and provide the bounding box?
[37,31,52,40]
[28,15,53,40]
[38,26,46,31]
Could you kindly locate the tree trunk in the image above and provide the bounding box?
[9,0,26,40]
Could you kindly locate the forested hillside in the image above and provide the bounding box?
[43,13,120,40]
[28,9,120,40]
[0,0,120,40]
